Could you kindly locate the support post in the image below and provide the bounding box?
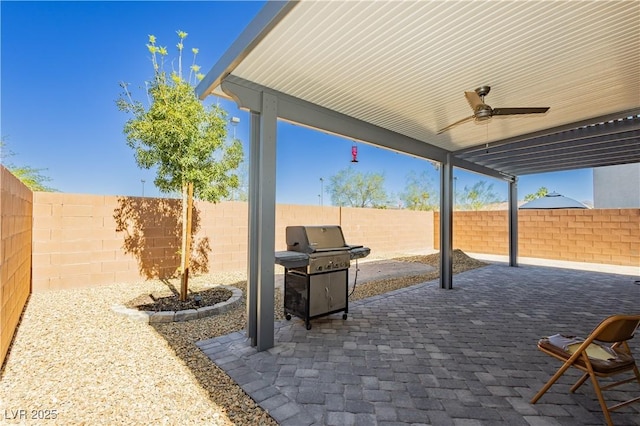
[256,92,277,351]
[508,178,519,267]
[440,154,453,290]
[246,111,261,346]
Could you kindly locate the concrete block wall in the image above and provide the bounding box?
[32,195,254,291]
[519,209,639,265]
[434,211,509,255]
[33,193,142,291]
[341,207,434,255]
[194,200,249,273]
[434,209,640,266]
[1,166,32,367]
[29,191,637,293]
[32,194,434,291]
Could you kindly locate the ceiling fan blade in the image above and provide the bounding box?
[492,107,550,116]
[437,115,475,134]
[464,91,484,110]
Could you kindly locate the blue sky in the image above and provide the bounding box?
[1,1,593,206]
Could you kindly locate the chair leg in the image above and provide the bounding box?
[588,373,614,426]
[583,359,616,426]
[531,360,575,404]
[570,372,590,393]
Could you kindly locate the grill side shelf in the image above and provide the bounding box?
[275,251,309,268]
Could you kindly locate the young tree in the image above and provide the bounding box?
[117,31,243,300]
[1,139,56,191]
[524,186,549,201]
[327,166,388,208]
[456,181,501,211]
[400,169,439,211]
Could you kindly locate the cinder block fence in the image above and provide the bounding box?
[31,194,435,291]
[434,210,639,266]
[1,166,33,367]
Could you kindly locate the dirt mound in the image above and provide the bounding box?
[394,249,487,273]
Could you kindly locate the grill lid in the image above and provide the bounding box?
[286,225,348,253]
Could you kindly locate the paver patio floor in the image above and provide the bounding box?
[198,264,640,425]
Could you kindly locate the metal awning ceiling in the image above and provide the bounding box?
[197,0,640,178]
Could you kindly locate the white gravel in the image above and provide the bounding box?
[0,276,245,426]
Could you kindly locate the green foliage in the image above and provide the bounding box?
[400,170,439,211]
[117,32,242,202]
[224,154,248,202]
[327,166,388,208]
[1,140,56,191]
[456,181,500,211]
[524,186,549,201]
[10,166,56,191]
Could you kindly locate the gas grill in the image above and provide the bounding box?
[275,225,370,330]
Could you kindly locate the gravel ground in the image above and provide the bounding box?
[0,251,486,425]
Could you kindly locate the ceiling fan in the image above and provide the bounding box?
[437,86,550,134]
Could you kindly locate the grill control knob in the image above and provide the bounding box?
[317,266,322,271]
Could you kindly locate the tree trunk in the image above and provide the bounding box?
[180,182,194,301]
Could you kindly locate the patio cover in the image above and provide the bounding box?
[196,0,640,350]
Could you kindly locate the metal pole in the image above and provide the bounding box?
[320,177,324,206]
[141,179,145,197]
[508,178,519,267]
[453,177,457,208]
[440,154,453,290]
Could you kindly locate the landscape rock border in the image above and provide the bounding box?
[111,285,242,323]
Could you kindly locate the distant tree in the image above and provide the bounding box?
[524,186,549,201]
[1,139,56,191]
[400,170,439,211]
[117,31,243,300]
[456,181,500,211]
[327,166,388,208]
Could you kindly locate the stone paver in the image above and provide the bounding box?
[197,265,640,425]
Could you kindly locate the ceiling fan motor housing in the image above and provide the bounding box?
[437,85,550,133]
[475,105,493,120]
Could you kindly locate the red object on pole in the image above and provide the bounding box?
[351,145,358,162]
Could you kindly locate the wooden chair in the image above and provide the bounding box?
[531,314,640,425]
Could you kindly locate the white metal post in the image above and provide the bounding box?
[256,92,277,351]
[246,111,261,346]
